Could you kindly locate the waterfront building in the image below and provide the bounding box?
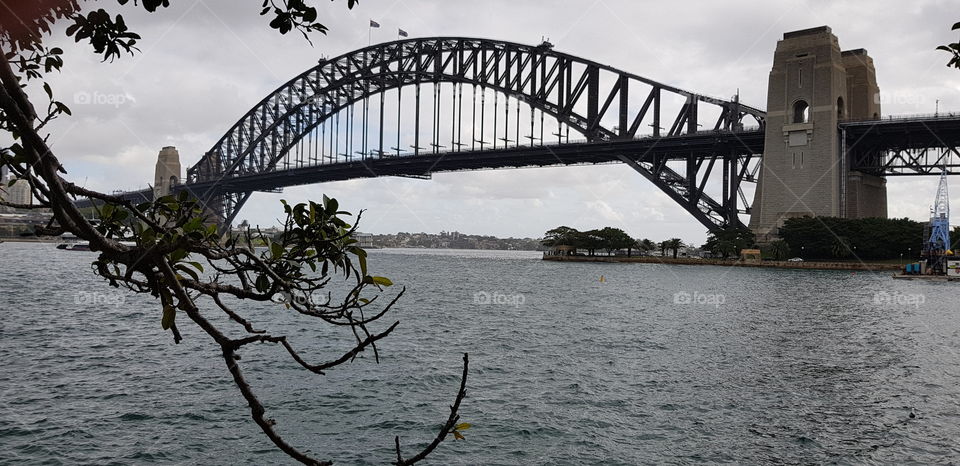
[354,232,375,249]
[1,175,32,207]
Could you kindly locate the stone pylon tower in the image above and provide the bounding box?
[153,146,181,199]
[749,26,886,240]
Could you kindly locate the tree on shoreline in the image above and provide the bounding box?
[637,238,656,256]
[778,216,921,261]
[596,227,635,256]
[665,238,684,259]
[768,239,790,261]
[831,236,852,259]
[703,227,755,259]
[541,226,580,248]
[542,226,658,257]
[0,2,468,465]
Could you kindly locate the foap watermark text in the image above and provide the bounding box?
[75,291,126,307]
[74,91,134,108]
[473,291,525,308]
[874,291,925,308]
[673,290,725,308]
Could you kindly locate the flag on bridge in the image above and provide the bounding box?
[369,20,381,28]
[398,28,409,38]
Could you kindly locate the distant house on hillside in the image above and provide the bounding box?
[354,232,375,249]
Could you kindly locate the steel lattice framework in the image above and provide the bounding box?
[183,37,766,230]
[844,115,960,175]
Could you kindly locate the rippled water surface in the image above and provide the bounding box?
[2,242,960,464]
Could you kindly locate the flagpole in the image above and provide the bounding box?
[369,20,381,45]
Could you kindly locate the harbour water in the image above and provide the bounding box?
[2,242,959,464]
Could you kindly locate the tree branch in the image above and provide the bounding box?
[395,353,469,465]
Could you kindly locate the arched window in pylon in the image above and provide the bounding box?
[837,97,845,120]
[793,100,809,123]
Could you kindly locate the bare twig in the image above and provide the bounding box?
[395,353,470,465]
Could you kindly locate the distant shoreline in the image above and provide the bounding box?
[0,237,60,243]
[0,238,545,252]
[542,254,902,272]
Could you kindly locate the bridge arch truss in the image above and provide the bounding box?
[186,37,766,230]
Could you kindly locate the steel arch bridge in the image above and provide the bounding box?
[182,37,767,230]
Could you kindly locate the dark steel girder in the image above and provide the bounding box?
[842,116,960,175]
[184,131,764,231]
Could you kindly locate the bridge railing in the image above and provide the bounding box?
[269,126,766,170]
[840,112,960,125]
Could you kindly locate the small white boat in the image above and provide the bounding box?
[56,241,91,251]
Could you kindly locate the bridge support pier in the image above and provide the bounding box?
[153,146,181,199]
[749,26,886,241]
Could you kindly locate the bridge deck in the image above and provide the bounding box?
[185,130,765,194]
[80,116,960,214]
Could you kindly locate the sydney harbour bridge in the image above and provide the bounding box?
[87,26,960,235]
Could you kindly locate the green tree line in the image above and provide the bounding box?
[541,226,688,258]
[778,217,940,261]
[543,216,955,263]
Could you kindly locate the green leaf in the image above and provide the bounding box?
[184,216,204,233]
[367,276,393,287]
[325,197,338,215]
[357,251,368,277]
[174,263,199,281]
[161,305,176,330]
[255,274,270,293]
[55,101,71,116]
[170,248,188,262]
[187,261,204,273]
[271,242,284,259]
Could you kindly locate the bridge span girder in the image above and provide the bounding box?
[844,116,960,176]
[183,132,764,232]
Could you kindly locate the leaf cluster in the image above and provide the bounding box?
[259,0,358,42]
[937,22,960,68]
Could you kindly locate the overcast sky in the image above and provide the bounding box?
[33,0,960,245]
